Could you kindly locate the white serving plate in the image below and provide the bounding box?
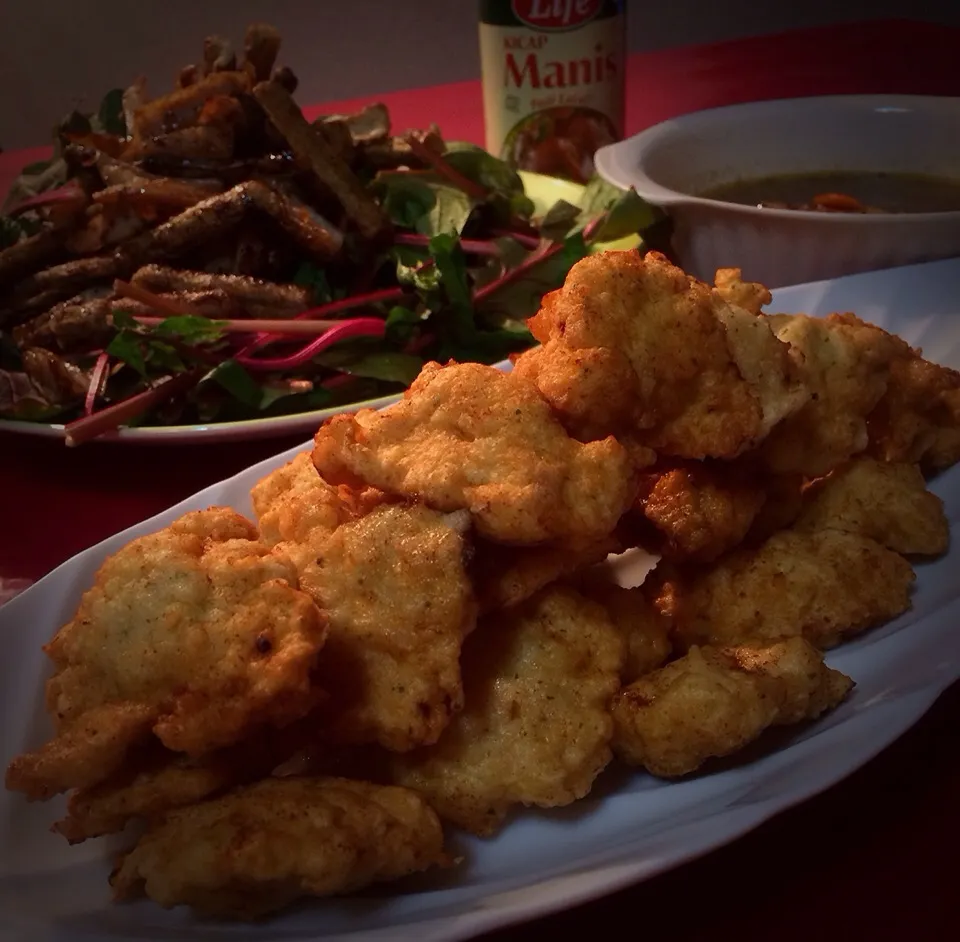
[2,258,959,942]
[594,95,960,288]
[0,388,409,445]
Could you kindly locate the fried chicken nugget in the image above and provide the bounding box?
[250,452,363,568]
[513,250,808,459]
[761,312,902,476]
[575,578,672,682]
[471,534,620,613]
[110,776,450,919]
[659,529,915,651]
[714,267,772,315]
[612,637,853,777]
[52,723,309,844]
[796,458,949,556]
[858,318,960,471]
[5,508,326,800]
[511,340,651,458]
[54,751,254,844]
[312,361,635,544]
[255,458,476,751]
[299,503,476,752]
[745,471,806,543]
[632,461,767,562]
[623,460,805,562]
[391,585,624,836]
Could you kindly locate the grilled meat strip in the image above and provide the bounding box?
[93,178,223,214]
[116,180,341,270]
[13,289,239,352]
[129,125,235,161]
[131,264,310,316]
[65,206,148,256]
[246,179,343,260]
[1,176,222,313]
[21,346,91,404]
[253,80,388,240]
[243,23,282,82]
[4,179,339,327]
[127,71,251,142]
[115,186,251,268]
[136,152,296,182]
[3,256,129,323]
[0,231,66,292]
[203,36,236,75]
[327,102,391,146]
[363,130,446,170]
[121,78,149,137]
[270,65,298,95]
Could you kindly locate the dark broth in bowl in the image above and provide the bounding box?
[701,171,960,213]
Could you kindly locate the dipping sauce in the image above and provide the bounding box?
[701,171,960,214]
[478,0,626,184]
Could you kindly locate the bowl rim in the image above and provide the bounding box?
[594,93,960,224]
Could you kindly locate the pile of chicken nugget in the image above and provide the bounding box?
[6,250,959,920]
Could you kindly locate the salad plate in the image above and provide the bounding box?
[0,172,632,446]
[1,257,959,941]
[0,386,409,445]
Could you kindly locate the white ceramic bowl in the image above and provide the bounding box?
[594,95,960,288]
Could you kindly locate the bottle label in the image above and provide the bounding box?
[479,0,625,183]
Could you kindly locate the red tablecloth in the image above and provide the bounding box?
[2,17,959,940]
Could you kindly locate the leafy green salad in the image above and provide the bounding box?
[0,67,661,444]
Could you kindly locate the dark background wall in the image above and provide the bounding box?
[1,0,956,148]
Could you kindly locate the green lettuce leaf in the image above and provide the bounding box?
[443,142,526,194]
[96,88,127,137]
[206,360,262,409]
[374,172,474,237]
